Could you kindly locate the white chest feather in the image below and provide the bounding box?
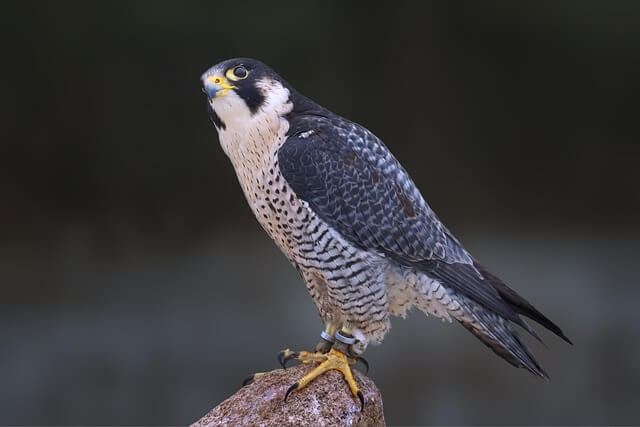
[212,79,292,202]
[219,111,289,209]
[211,78,316,260]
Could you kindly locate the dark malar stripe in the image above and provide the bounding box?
[235,82,266,114]
[207,104,226,130]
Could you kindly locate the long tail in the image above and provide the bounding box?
[474,261,573,345]
[423,260,571,379]
[455,291,550,379]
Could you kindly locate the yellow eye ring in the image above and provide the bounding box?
[226,65,248,81]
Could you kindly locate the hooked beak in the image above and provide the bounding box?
[202,75,236,99]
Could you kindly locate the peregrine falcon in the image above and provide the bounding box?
[201,58,571,408]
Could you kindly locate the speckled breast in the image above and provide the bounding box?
[219,115,318,264]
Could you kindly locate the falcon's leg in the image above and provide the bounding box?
[278,323,368,368]
[315,323,339,353]
[282,326,364,410]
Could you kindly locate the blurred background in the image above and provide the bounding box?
[2,1,639,425]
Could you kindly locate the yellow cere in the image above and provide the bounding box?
[205,75,236,98]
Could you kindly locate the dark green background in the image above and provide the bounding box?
[2,1,639,425]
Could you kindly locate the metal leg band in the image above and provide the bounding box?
[320,330,335,343]
[335,330,356,345]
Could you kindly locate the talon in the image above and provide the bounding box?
[284,382,299,401]
[242,372,264,386]
[278,349,298,369]
[281,348,362,407]
[356,356,370,374]
[242,374,254,386]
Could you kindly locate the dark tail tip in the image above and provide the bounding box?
[474,261,573,345]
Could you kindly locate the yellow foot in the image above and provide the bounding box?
[278,348,369,373]
[278,348,346,367]
[282,348,364,411]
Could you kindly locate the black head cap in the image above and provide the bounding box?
[201,58,287,114]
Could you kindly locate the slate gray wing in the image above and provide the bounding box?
[278,117,472,268]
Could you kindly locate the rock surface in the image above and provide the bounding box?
[192,364,385,426]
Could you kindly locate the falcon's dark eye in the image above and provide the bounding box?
[232,65,248,79]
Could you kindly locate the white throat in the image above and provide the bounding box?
[210,78,294,206]
[210,78,293,162]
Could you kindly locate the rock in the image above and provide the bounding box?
[192,364,385,426]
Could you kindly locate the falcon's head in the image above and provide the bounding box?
[201,58,292,131]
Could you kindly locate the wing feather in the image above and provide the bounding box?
[279,116,471,267]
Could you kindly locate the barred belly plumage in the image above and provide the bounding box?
[253,160,391,343]
[292,215,390,343]
[219,104,392,346]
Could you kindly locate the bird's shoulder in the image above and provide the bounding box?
[278,112,472,267]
